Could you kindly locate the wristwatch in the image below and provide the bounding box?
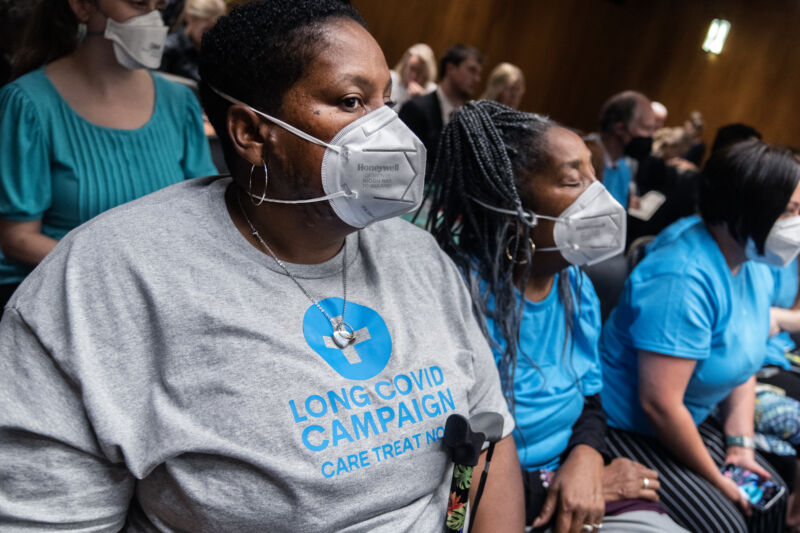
[725,435,755,449]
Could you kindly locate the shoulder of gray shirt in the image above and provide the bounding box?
[9,176,463,309]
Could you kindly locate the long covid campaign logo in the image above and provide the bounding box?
[303,298,392,380]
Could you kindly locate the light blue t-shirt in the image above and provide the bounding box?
[0,67,217,284]
[600,217,773,435]
[763,259,798,369]
[484,266,603,470]
[603,157,632,210]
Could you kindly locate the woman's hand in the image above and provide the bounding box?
[725,446,771,479]
[406,80,425,97]
[716,446,767,516]
[714,470,752,516]
[602,457,660,502]
[0,219,57,267]
[532,444,605,533]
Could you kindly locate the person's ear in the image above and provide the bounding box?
[612,121,629,142]
[227,105,274,167]
[68,0,96,23]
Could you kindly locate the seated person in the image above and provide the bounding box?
[760,256,800,530]
[160,0,227,81]
[480,62,525,110]
[0,2,524,531]
[0,0,216,312]
[652,126,697,172]
[682,110,706,166]
[398,43,483,168]
[711,123,762,154]
[760,257,800,396]
[600,139,799,532]
[389,43,437,111]
[426,99,687,533]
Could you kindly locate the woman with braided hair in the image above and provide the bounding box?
[427,100,688,533]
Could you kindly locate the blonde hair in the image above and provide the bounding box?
[482,62,524,101]
[393,43,437,86]
[653,127,692,158]
[184,0,227,20]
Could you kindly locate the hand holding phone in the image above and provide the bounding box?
[720,464,784,511]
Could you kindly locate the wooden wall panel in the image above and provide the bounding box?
[354,0,800,148]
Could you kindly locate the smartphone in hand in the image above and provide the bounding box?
[721,464,785,511]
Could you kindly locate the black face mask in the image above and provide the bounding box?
[623,136,653,161]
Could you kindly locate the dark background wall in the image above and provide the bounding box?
[353,0,800,149]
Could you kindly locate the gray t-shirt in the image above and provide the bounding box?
[0,177,513,532]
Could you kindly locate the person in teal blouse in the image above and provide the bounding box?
[600,139,800,533]
[0,0,216,309]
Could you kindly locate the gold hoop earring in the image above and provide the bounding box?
[248,160,268,206]
[505,234,536,264]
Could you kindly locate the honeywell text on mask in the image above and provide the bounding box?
[357,163,400,173]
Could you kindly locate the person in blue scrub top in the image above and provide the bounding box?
[758,258,800,530]
[0,0,217,313]
[426,100,688,533]
[600,139,800,533]
[764,259,800,376]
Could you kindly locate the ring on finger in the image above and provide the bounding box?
[643,477,650,490]
[582,525,593,532]
[594,524,603,529]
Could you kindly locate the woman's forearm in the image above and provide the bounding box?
[0,230,57,266]
[468,434,525,532]
[720,376,755,438]
[644,402,721,485]
[773,307,800,333]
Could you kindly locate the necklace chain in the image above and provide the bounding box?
[236,191,349,336]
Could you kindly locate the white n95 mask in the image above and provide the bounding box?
[746,215,800,267]
[210,87,427,228]
[472,181,626,266]
[104,10,168,70]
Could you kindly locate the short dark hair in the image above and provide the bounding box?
[598,90,644,133]
[439,44,483,81]
[710,123,762,154]
[198,0,364,170]
[699,139,799,253]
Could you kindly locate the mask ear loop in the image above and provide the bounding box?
[249,161,268,206]
[516,206,539,228]
[502,205,538,264]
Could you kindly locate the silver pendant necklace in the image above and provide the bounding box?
[236,191,356,349]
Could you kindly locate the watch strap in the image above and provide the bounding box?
[725,435,755,449]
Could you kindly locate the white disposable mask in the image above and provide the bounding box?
[746,215,800,267]
[472,181,626,266]
[211,87,426,228]
[104,10,168,70]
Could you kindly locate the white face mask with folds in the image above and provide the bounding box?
[746,215,800,268]
[211,87,427,228]
[472,181,627,266]
[104,10,168,70]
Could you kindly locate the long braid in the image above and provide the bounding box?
[426,100,554,407]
